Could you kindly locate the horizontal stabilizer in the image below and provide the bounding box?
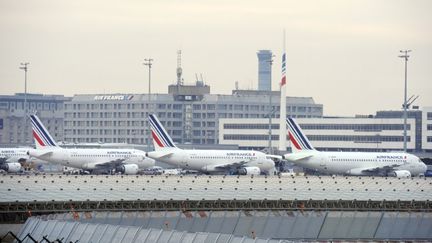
[283,152,314,161]
[32,151,53,158]
[146,150,175,159]
[265,154,283,160]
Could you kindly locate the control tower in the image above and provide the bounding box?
[257,50,273,91]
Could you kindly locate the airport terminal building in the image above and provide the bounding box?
[219,107,432,154]
[1,85,431,156]
[0,93,70,147]
[62,83,323,147]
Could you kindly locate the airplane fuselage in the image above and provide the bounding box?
[148,149,275,173]
[29,148,154,170]
[286,151,427,176]
[0,148,32,163]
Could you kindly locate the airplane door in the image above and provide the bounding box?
[180,154,189,167]
[319,156,327,170]
[63,151,72,165]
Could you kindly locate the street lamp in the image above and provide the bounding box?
[398,50,411,152]
[19,62,29,144]
[143,58,153,151]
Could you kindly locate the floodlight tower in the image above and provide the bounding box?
[19,62,29,143]
[267,55,275,154]
[398,50,411,152]
[143,58,153,151]
[177,50,183,86]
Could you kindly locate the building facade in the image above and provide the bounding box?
[62,84,323,149]
[219,108,432,154]
[257,50,273,91]
[423,107,432,151]
[0,93,70,147]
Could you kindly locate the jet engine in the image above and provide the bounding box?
[0,162,22,173]
[238,166,261,175]
[118,164,139,175]
[390,170,411,178]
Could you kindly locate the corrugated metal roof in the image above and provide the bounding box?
[1,174,430,202]
[17,217,280,243]
[16,210,432,241]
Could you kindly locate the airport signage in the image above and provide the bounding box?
[94,95,134,101]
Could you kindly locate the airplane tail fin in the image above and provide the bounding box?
[148,114,178,151]
[286,118,315,153]
[29,114,59,150]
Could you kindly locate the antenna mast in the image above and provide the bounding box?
[177,50,183,86]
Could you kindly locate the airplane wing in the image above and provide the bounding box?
[361,164,403,173]
[350,163,405,175]
[214,160,251,170]
[93,159,126,168]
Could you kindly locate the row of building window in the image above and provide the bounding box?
[223,123,410,131]
[64,103,322,113]
[223,134,409,142]
[64,111,318,120]
[300,124,410,131]
[0,101,62,111]
[307,135,409,142]
[224,124,280,130]
[64,128,216,137]
[65,103,184,111]
[64,120,217,128]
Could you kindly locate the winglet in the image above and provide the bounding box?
[148,114,177,151]
[29,114,58,149]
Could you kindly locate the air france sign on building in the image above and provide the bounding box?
[94,95,134,101]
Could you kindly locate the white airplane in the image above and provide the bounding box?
[283,118,427,177]
[0,148,51,173]
[0,148,28,173]
[27,114,155,175]
[146,114,275,175]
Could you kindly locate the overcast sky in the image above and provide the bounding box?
[1,0,431,116]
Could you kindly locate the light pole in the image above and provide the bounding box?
[19,62,29,144]
[143,58,153,151]
[398,50,411,152]
[267,55,275,154]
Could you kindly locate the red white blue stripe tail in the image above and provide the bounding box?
[30,114,58,149]
[148,114,177,150]
[286,118,315,153]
